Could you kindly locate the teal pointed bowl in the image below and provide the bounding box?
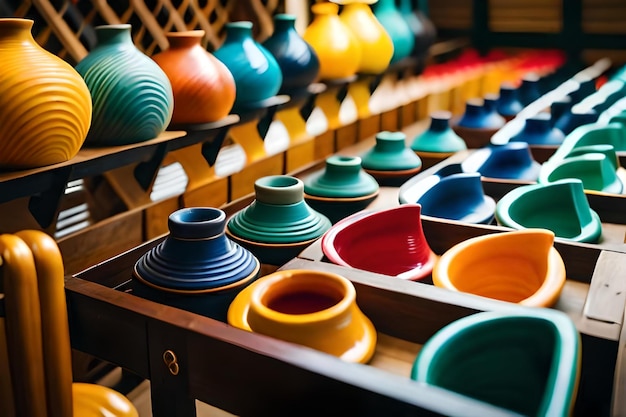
[411,309,581,417]
[226,175,332,266]
[495,179,602,243]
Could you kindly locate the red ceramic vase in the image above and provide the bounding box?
[152,30,236,125]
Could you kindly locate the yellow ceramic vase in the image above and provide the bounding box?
[0,18,92,169]
[336,0,394,74]
[303,2,362,80]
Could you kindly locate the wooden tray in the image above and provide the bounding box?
[66,184,626,417]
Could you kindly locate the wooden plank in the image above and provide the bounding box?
[584,251,626,324]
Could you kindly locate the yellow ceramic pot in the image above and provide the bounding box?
[432,229,566,308]
[336,0,394,74]
[303,2,361,80]
[0,18,92,169]
[227,269,377,363]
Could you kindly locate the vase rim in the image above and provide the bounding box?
[166,30,205,39]
[95,24,131,31]
[226,21,254,30]
[274,13,297,21]
[0,17,34,24]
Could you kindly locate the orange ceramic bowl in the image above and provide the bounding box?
[321,204,437,281]
[432,229,566,307]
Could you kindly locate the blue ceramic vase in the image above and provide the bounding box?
[496,83,524,120]
[133,207,260,321]
[512,112,565,145]
[262,14,320,98]
[214,21,283,113]
[75,24,173,146]
[373,0,415,64]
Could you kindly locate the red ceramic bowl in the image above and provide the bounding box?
[321,204,438,281]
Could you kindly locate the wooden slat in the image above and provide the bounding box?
[489,0,562,33]
[582,0,626,34]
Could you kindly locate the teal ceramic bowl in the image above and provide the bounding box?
[538,151,623,194]
[411,309,581,417]
[495,179,603,243]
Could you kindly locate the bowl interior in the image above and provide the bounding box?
[321,205,436,280]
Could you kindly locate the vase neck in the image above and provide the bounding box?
[325,155,363,178]
[166,31,204,49]
[0,18,35,42]
[273,14,297,32]
[254,175,304,205]
[224,21,254,42]
[428,111,452,132]
[95,24,133,47]
[375,131,407,151]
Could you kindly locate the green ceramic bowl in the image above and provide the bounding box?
[411,309,581,417]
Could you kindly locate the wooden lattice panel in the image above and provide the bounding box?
[1,0,284,63]
[582,0,626,34]
[489,0,562,33]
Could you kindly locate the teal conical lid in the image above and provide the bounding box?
[304,155,379,198]
[411,111,467,153]
[361,131,422,171]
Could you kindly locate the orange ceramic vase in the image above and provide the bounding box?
[336,0,394,74]
[0,18,92,169]
[151,30,236,125]
[303,2,361,80]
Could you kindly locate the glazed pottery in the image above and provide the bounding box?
[495,179,603,243]
[214,21,283,113]
[227,269,377,363]
[554,109,599,135]
[538,151,623,194]
[496,82,524,120]
[0,18,92,169]
[337,0,394,74]
[321,204,437,281]
[550,96,573,127]
[303,155,380,224]
[412,309,581,416]
[398,170,496,224]
[398,0,437,60]
[410,111,467,154]
[303,2,361,80]
[462,142,541,181]
[133,207,260,321]
[372,0,415,64]
[452,98,506,148]
[549,122,626,163]
[226,175,332,266]
[361,131,422,185]
[511,112,565,145]
[263,14,320,97]
[432,229,566,307]
[75,24,173,146]
[151,30,236,125]
[518,73,542,106]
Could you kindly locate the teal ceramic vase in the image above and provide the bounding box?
[372,0,415,64]
[412,310,581,417]
[214,21,283,113]
[398,0,437,64]
[361,131,422,185]
[226,175,332,266]
[75,24,173,146]
[132,207,260,321]
[303,155,380,224]
[410,111,467,154]
[262,14,320,98]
